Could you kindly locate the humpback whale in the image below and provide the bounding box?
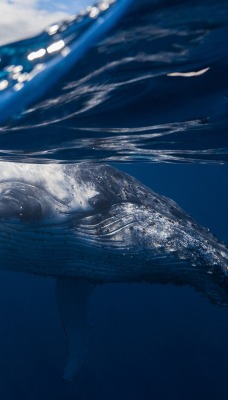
[0,162,227,379]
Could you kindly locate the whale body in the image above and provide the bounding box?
[0,161,227,379]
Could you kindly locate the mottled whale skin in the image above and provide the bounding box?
[0,161,228,379]
[0,162,227,280]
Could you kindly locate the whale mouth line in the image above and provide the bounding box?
[0,180,71,222]
[0,180,68,206]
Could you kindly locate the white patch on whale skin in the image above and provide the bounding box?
[0,162,98,212]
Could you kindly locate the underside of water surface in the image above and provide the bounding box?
[0,0,227,165]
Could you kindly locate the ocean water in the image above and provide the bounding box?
[0,0,228,399]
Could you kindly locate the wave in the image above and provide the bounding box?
[0,0,227,164]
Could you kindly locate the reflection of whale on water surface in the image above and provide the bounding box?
[0,162,227,379]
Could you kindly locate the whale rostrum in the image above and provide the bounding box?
[0,162,227,379]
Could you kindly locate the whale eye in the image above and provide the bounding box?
[0,187,43,222]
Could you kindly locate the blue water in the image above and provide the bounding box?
[0,0,228,399]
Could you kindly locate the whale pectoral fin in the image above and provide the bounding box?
[56,278,95,381]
